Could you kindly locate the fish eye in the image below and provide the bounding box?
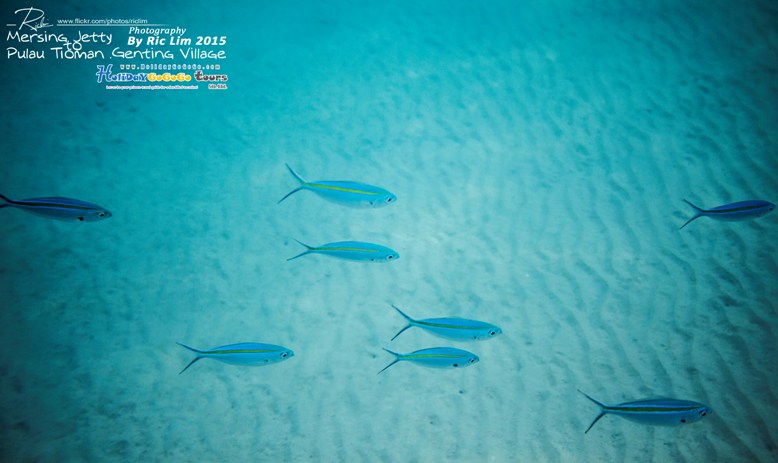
[469,358,476,364]
[680,419,687,423]
[489,330,496,336]
[77,217,84,222]
[452,363,459,368]
[98,212,105,217]
[387,255,393,260]
[281,352,287,358]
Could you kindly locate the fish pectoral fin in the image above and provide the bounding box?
[584,411,606,434]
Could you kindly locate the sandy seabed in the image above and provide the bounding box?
[1,1,776,462]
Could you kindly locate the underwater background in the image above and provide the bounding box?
[1,0,776,461]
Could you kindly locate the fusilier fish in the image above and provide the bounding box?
[0,193,111,222]
[287,239,399,262]
[579,390,711,433]
[680,199,774,229]
[278,163,397,208]
[390,305,502,341]
[177,342,294,374]
[378,347,479,374]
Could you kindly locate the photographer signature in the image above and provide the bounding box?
[9,7,52,31]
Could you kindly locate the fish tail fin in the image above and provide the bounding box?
[391,304,414,321]
[286,239,313,261]
[285,163,307,184]
[178,357,203,375]
[578,389,606,408]
[390,305,415,341]
[390,325,413,342]
[177,342,204,374]
[680,199,704,230]
[176,342,203,354]
[277,187,303,204]
[584,411,607,434]
[578,390,608,434]
[683,199,704,212]
[0,193,10,208]
[277,164,308,204]
[377,348,402,374]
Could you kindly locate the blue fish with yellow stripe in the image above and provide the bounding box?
[378,347,479,374]
[579,390,711,433]
[287,239,399,263]
[390,305,502,341]
[0,193,111,222]
[278,163,397,208]
[680,199,774,229]
[177,342,294,374]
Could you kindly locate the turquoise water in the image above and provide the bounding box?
[1,1,777,461]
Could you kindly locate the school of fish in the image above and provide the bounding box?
[4,163,773,436]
